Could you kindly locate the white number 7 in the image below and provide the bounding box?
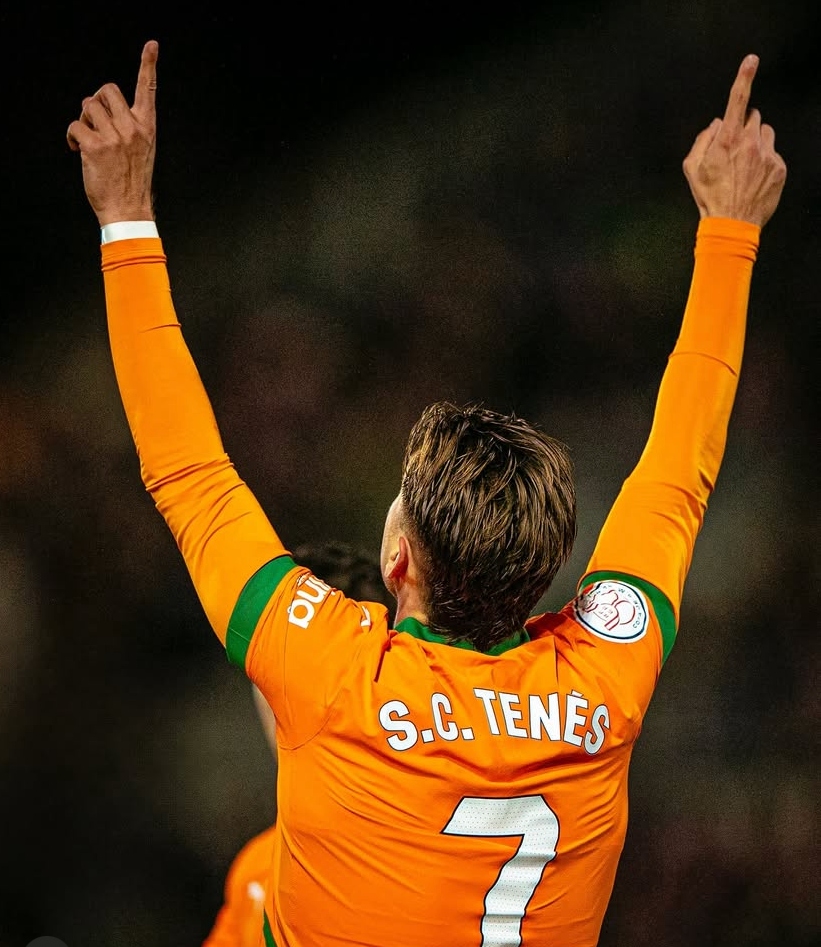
[442,795,560,947]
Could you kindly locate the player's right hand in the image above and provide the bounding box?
[682,54,786,228]
[67,40,159,226]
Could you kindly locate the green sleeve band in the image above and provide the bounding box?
[580,570,678,664]
[225,556,297,669]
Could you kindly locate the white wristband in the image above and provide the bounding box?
[100,221,159,244]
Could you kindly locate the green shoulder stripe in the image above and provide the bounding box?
[263,910,278,947]
[580,570,677,664]
[226,556,297,669]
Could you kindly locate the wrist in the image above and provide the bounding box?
[101,221,159,244]
[696,217,761,241]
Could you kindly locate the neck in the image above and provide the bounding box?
[392,587,428,629]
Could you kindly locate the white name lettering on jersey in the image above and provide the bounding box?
[378,688,611,755]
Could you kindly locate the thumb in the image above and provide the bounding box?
[686,118,722,166]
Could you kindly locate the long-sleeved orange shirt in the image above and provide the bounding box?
[103,217,758,947]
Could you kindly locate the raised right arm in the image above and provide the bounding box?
[101,234,287,644]
[69,42,288,645]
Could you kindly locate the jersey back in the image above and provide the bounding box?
[237,562,664,947]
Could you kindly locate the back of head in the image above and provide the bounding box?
[401,401,576,652]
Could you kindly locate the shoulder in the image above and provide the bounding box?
[528,574,668,681]
[232,554,391,671]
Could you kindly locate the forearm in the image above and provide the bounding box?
[102,238,225,481]
[584,218,759,622]
[635,217,758,497]
[102,237,286,642]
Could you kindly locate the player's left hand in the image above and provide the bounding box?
[67,40,159,226]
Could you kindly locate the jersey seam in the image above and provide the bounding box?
[277,626,379,752]
[237,564,387,752]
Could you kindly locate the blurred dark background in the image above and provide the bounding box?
[1,1,818,945]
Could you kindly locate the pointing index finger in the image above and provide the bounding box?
[133,40,159,116]
[722,53,759,129]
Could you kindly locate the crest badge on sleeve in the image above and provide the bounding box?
[573,580,649,643]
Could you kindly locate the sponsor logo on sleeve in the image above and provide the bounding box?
[573,580,648,644]
[287,573,332,629]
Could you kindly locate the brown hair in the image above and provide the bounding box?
[400,401,576,651]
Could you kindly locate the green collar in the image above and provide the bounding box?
[395,616,530,656]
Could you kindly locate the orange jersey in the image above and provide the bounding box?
[204,825,277,947]
[102,217,759,946]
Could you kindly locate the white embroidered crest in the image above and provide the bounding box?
[574,580,648,643]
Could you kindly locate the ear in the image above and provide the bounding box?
[385,533,428,625]
[386,534,411,584]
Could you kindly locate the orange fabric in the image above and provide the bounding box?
[248,583,660,947]
[102,238,288,644]
[203,825,276,947]
[102,217,760,947]
[585,217,758,618]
